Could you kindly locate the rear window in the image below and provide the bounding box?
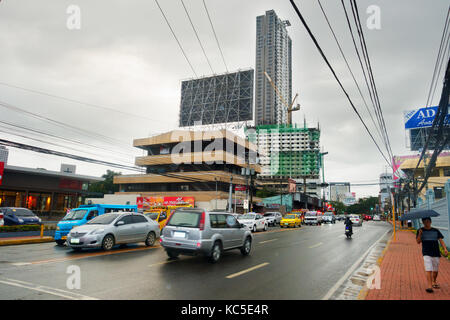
[167,211,201,228]
[144,212,159,220]
[9,208,35,217]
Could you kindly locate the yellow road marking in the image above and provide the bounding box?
[226,262,270,279]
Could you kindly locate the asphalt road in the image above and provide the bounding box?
[0,221,391,300]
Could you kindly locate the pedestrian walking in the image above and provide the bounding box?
[416,217,448,293]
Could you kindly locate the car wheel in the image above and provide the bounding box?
[252,225,257,232]
[102,234,115,251]
[166,250,179,259]
[55,240,65,246]
[208,241,222,263]
[240,237,252,256]
[145,231,156,246]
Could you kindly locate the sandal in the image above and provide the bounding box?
[426,288,434,293]
[432,284,440,289]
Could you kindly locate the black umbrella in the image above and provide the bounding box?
[399,209,440,221]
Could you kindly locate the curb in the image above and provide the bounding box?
[0,237,54,246]
[358,232,393,300]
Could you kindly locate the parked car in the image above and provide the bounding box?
[279,213,302,228]
[1,207,41,226]
[160,208,253,263]
[237,212,268,232]
[263,212,281,226]
[0,208,4,226]
[66,212,160,251]
[349,214,363,226]
[322,212,336,224]
[373,214,381,221]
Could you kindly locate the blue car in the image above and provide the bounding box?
[54,204,137,245]
[1,207,42,226]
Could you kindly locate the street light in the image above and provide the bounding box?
[320,152,328,203]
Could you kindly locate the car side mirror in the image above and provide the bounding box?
[240,223,245,228]
[116,221,125,226]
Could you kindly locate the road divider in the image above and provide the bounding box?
[226,262,270,279]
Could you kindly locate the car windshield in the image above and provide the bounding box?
[10,208,35,217]
[240,214,255,220]
[166,211,201,228]
[86,214,119,225]
[62,209,88,221]
[284,214,295,219]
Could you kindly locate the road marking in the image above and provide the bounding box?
[22,245,160,266]
[11,262,32,266]
[0,278,98,300]
[226,262,270,279]
[258,238,278,244]
[321,228,391,300]
[308,242,323,249]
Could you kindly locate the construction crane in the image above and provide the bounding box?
[264,71,300,125]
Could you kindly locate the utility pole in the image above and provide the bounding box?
[228,175,233,213]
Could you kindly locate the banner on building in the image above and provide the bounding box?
[404,106,449,129]
[137,196,195,210]
[0,162,4,186]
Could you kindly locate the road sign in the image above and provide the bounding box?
[243,199,249,210]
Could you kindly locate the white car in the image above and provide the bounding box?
[237,213,268,232]
[373,215,381,221]
[349,215,363,226]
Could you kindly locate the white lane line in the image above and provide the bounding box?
[308,242,323,249]
[259,238,278,244]
[321,228,391,300]
[0,278,98,300]
[226,262,270,279]
[11,262,32,266]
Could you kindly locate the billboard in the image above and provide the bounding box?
[137,196,195,210]
[179,69,254,127]
[404,106,449,129]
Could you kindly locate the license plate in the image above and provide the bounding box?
[70,238,80,244]
[173,231,186,239]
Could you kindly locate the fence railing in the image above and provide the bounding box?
[411,179,450,248]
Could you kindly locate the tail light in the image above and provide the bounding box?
[199,212,205,231]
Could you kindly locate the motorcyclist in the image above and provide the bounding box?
[344,216,353,235]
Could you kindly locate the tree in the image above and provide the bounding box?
[88,170,122,195]
[346,196,379,215]
[256,187,278,198]
[329,201,346,214]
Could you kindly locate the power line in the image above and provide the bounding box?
[154,0,198,77]
[316,0,384,144]
[0,81,171,126]
[349,0,394,163]
[0,99,134,150]
[289,0,392,169]
[202,0,229,72]
[0,138,142,172]
[180,0,215,74]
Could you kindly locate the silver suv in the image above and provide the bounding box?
[160,208,253,263]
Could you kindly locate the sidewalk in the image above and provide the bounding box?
[366,231,450,300]
[0,236,54,246]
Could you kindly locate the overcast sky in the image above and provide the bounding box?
[0,0,448,199]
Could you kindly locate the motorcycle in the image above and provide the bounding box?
[345,225,352,239]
